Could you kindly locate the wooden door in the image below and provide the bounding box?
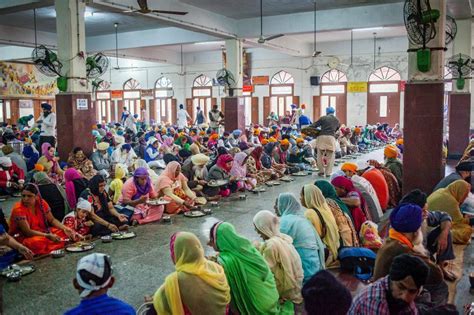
[367,84,401,125]
[263,97,270,125]
[292,96,300,107]
[117,100,124,121]
[186,98,193,121]
[320,83,347,125]
[10,99,19,125]
[313,95,321,121]
[220,98,225,115]
[172,99,177,123]
[251,97,259,125]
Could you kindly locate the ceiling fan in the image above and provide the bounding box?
[257,0,284,44]
[124,0,188,15]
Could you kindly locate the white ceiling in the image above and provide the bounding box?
[0,5,168,36]
[290,26,407,44]
[178,0,404,19]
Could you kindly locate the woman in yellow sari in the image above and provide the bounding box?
[301,184,341,266]
[153,231,230,315]
[427,180,473,244]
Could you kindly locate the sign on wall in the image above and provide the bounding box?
[76,99,88,110]
[347,82,368,93]
[141,89,154,97]
[111,90,123,99]
[243,85,254,93]
[252,76,269,85]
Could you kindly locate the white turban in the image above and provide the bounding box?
[0,157,12,167]
[76,198,92,212]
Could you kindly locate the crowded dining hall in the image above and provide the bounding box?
[0,0,473,314]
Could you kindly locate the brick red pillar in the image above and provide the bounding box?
[448,93,471,159]
[56,93,95,160]
[403,83,445,194]
[223,97,245,133]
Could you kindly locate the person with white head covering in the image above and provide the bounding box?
[0,156,25,198]
[90,142,111,178]
[144,137,165,169]
[110,143,137,169]
[253,210,304,313]
[65,253,135,315]
[62,198,93,240]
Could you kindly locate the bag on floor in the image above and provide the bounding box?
[338,246,376,281]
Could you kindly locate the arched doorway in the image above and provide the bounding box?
[186,74,215,122]
[367,66,401,125]
[95,81,111,123]
[316,69,348,124]
[122,78,142,119]
[153,76,176,125]
[265,70,299,125]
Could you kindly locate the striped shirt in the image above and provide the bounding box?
[64,294,135,315]
[348,276,418,315]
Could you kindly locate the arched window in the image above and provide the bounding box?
[193,75,212,87]
[192,74,213,121]
[98,80,110,90]
[319,69,348,124]
[269,71,295,119]
[270,70,295,85]
[367,66,402,125]
[321,69,348,83]
[368,66,401,82]
[154,76,174,124]
[123,78,141,117]
[124,78,141,90]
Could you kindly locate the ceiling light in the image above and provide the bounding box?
[193,41,225,46]
[352,27,384,32]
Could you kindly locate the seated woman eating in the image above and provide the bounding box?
[156,162,196,214]
[262,142,286,178]
[120,167,164,224]
[37,143,64,183]
[331,176,367,232]
[67,147,97,180]
[80,175,129,235]
[209,221,280,315]
[300,184,341,266]
[64,168,89,210]
[8,184,79,255]
[207,154,238,197]
[108,164,126,204]
[62,198,94,239]
[230,152,257,191]
[253,210,304,314]
[152,231,231,315]
[245,147,273,185]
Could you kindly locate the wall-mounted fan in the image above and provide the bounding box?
[32,45,63,77]
[124,0,187,15]
[445,15,457,46]
[403,0,440,72]
[216,68,236,96]
[446,53,472,90]
[257,0,284,44]
[86,53,109,79]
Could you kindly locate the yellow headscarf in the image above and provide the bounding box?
[341,162,358,173]
[154,232,230,315]
[302,184,340,264]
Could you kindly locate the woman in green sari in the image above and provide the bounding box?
[209,221,280,315]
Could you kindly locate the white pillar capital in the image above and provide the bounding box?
[55,0,89,93]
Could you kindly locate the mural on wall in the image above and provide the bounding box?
[0,62,58,98]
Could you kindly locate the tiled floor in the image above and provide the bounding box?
[1,150,472,314]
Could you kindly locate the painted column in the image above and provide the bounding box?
[448,19,471,158]
[403,0,446,194]
[54,0,94,159]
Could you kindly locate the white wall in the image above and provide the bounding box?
[102,36,411,126]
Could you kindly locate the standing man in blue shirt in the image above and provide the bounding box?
[65,253,135,315]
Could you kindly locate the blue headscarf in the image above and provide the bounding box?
[277,193,326,282]
[326,107,335,115]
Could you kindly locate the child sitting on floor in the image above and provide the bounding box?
[62,198,93,240]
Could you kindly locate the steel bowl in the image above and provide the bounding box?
[51,249,65,258]
[101,235,113,243]
[202,208,212,215]
[239,194,247,200]
[6,270,21,282]
[210,201,219,207]
[162,215,172,223]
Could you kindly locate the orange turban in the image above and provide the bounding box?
[210,133,219,141]
[268,137,277,143]
[301,104,306,109]
[280,139,290,146]
[384,145,398,158]
[354,127,362,135]
[396,138,404,146]
[296,138,304,144]
[34,164,45,172]
[341,162,358,173]
[253,129,261,136]
[261,139,269,145]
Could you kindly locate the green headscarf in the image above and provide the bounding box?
[314,180,353,221]
[213,222,279,315]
